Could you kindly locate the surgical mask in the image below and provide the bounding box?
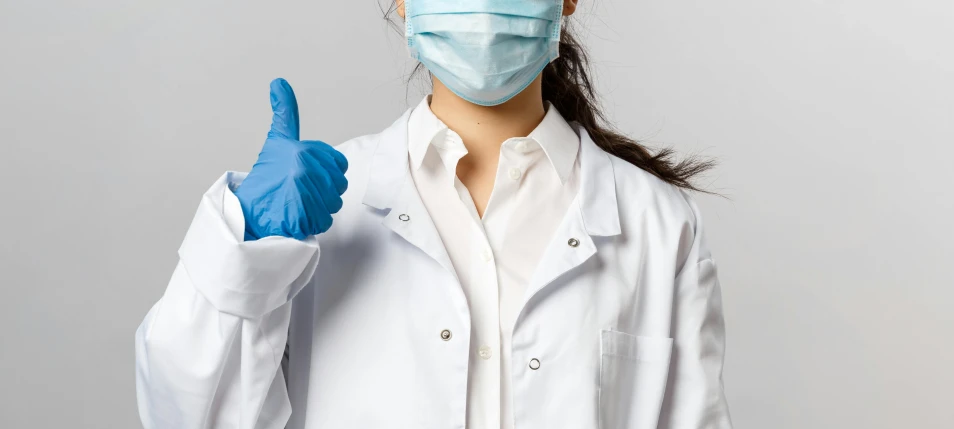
[405,0,564,106]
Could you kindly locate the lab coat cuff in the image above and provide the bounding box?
[178,172,320,319]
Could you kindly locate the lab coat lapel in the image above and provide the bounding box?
[362,109,459,282]
[381,176,459,282]
[524,205,597,300]
[521,126,621,310]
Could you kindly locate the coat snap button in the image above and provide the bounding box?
[567,238,580,247]
[440,329,452,341]
[398,213,410,222]
[528,358,541,370]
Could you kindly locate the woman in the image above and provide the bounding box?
[134,0,732,428]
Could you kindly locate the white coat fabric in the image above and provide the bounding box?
[134,108,733,429]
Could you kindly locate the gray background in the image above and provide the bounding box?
[1,0,951,428]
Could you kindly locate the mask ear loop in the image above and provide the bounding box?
[405,0,417,60]
[550,0,564,62]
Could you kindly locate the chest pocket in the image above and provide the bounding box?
[598,330,673,429]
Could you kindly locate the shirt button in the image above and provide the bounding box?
[515,141,528,152]
[478,345,493,360]
[508,168,522,181]
[440,329,452,341]
[529,358,541,370]
[567,238,580,247]
[481,248,493,262]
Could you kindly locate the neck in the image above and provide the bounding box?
[428,74,547,158]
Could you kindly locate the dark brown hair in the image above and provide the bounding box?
[384,3,715,192]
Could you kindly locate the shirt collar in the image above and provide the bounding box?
[407,95,580,184]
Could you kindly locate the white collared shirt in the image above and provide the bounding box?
[407,96,582,429]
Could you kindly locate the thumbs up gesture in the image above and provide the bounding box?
[234,78,349,240]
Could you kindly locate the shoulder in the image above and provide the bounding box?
[605,153,712,265]
[323,113,409,218]
[332,131,382,165]
[331,110,411,171]
[329,119,397,187]
[607,154,701,227]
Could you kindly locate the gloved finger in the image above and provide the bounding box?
[313,208,334,235]
[311,149,349,195]
[298,177,335,235]
[298,166,343,216]
[285,206,311,240]
[313,166,345,214]
[268,78,300,141]
[292,184,322,238]
[304,140,349,173]
[326,146,349,173]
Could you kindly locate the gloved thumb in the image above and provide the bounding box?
[268,78,300,141]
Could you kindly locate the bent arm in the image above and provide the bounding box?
[135,173,320,429]
[659,192,733,429]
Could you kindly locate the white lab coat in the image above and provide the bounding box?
[135,109,732,429]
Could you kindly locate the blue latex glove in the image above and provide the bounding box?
[234,78,348,241]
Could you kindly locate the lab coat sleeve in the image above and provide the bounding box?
[135,172,321,429]
[658,191,733,429]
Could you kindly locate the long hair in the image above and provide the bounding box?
[384,3,715,192]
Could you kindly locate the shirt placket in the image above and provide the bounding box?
[469,218,500,429]
[481,138,540,429]
[437,134,502,429]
